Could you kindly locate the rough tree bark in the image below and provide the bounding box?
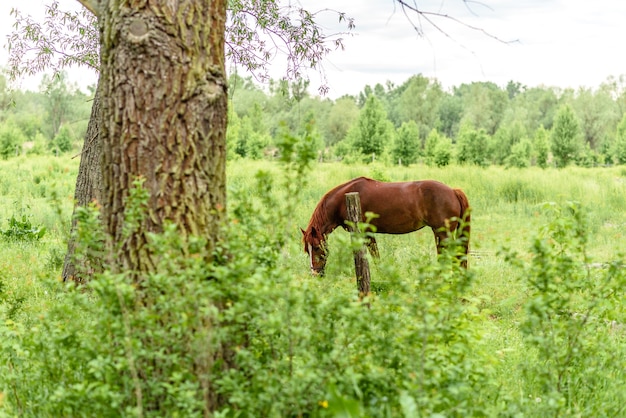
[62,85,102,282]
[78,0,228,275]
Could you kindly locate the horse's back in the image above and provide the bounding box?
[334,178,459,233]
[350,178,456,204]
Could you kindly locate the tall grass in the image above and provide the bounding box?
[1,156,626,416]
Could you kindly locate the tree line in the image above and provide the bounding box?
[228,73,626,168]
[3,69,626,169]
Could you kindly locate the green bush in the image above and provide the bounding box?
[0,122,27,160]
[505,139,532,168]
[0,214,46,242]
[49,125,73,155]
[508,201,626,416]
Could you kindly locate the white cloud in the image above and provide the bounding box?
[294,0,626,96]
[2,0,626,98]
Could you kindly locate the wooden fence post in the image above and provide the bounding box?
[345,192,371,298]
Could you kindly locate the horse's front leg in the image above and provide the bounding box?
[367,236,380,259]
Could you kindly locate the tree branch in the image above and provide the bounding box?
[7,2,99,84]
[394,0,517,45]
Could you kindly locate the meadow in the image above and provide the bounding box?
[1,155,626,416]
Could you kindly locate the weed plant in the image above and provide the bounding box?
[0,214,46,242]
[512,202,626,416]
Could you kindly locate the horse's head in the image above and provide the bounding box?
[301,226,327,276]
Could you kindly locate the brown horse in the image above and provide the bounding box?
[301,177,470,275]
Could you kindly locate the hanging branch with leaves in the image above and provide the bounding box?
[7,0,354,95]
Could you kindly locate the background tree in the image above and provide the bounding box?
[350,94,392,162]
[392,74,443,138]
[456,81,508,135]
[506,80,524,99]
[576,142,600,167]
[438,94,463,139]
[613,113,626,165]
[357,82,393,110]
[601,74,626,116]
[456,122,489,166]
[234,114,254,158]
[391,120,420,166]
[424,128,441,165]
[240,102,272,159]
[229,74,270,120]
[533,125,550,168]
[510,86,559,133]
[325,96,359,146]
[0,74,13,118]
[267,79,333,146]
[489,120,526,165]
[40,72,76,141]
[571,87,619,150]
[551,105,582,168]
[49,124,73,155]
[226,107,242,160]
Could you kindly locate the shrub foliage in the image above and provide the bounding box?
[1,152,626,416]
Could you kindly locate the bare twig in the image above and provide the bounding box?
[394,0,518,45]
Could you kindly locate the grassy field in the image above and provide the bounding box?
[2,155,626,416]
[4,155,626,281]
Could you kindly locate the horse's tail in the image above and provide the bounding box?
[454,188,471,268]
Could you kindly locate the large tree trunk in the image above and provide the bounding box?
[98,0,228,274]
[62,85,102,283]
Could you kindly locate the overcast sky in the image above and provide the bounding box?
[2,0,626,98]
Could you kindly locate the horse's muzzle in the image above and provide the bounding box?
[310,268,325,277]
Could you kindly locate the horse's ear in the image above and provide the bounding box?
[300,227,306,236]
[310,226,319,238]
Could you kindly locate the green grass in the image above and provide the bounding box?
[2,155,626,415]
[5,155,623,324]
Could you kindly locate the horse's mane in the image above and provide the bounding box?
[305,177,371,237]
[308,198,324,226]
[305,189,332,235]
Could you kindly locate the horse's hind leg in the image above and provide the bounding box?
[367,236,380,259]
[434,230,447,255]
[433,227,468,268]
[433,224,457,255]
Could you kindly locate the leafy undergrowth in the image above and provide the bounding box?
[1,156,626,416]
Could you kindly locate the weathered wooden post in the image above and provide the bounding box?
[345,192,371,298]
